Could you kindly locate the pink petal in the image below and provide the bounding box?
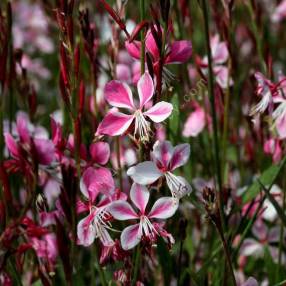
[4,133,19,157]
[77,212,97,247]
[104,80,134,109]
[276,115,286,139]
[148,197,178,219]
[16,112,30,143]
[96,109,134,136]
[169,143,190,171]
[127,161,162,185]
[116,64,132,83]
[242,277,258,286]
[151,140,174,169]
[214,66,232,89]
[182,107,206,137]
[145,31,160,60]
[144,101,173,123]
[125,41,141,59]
[108,201,138,220]
[211,37,229,64]
[130,183,150,214]
[120,223,141,250]
[165,40,192,64]
[80,167,114,202]
[90,142,110,165]
[137,72,154,108]
[34,139,55,165]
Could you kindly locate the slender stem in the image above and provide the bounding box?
[177,239,184,285]
[94,244,107,286]
[201,0,224,227]
[132,245,141,286]
[246,2,266,74]
[215,221,237,286]
[221,59,231,182]
[140,0,145,74]
[116,136,123,191]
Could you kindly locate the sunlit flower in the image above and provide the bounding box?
[127,141,192,200]
[108,183,178,250]
[96,72,173,142]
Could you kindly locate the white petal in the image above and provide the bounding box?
[130,183,150,214]
[120,224,141,250]
[127,161,162,185]
[148,197,178,219]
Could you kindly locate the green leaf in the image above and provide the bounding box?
[242,156,286,204]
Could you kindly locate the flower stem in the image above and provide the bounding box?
[201,0,224,227]
[94,244,107,286]
[132,244,141,286]
[140,0,145,75]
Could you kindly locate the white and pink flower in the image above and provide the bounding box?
[96,72,173,142]
[127,141,192,200]
[108,183,178,250]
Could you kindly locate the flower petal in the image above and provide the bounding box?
[182,107,206,137]
[108,201,138,220]
[104,80,134,109]
[77,212,96,247]
[169,143,190,171]
[151,140,174,169]
[96,109,134,136]
[145,31,160,60]
[144,102,173,123]
[125,40,141,59]
[148,197,178,219]
[137,72,154,108]
[121,224,141,250]
[90,142,110,165]
[34,139,55,165]
[127,161,162,185]
[165,40,192,64]
[130,183,150,214]
[165,173,192,199]
[4,133,19,158]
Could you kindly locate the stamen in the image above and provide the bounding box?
[134,110,151,142]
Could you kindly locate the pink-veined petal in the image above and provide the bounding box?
[104,80,134,109]
[16,112,30,143]
[108,201,138,220]
[80,167,100,201]
[151,140,174,169]
[120,223,141,250]
[90,142,110,165]
[96,109,134,136]
[137,72,154,108]
[165,40,192,64]
[77,212,97,247]
[144,101,173,123]
[182,107,206,137]
[145,30,160,60]
[125,40,141,59]
[34,139,55,165]
[148,197,178,219]
[169,143,190,171]
[211,37,229,64]
[130,183,150,214]
[4,133,19,158]
[127,161,162,185]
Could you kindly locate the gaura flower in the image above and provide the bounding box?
[126,29,192,83]
[108,183,178,250]
[96,72,173,142]
[77,167,125,247]
[127,140,192,200]
[272,0,286,23]
[200,35,232,89]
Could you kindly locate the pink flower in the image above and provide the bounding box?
[272,0,286,23]
[108,183,178,250]
[127,141,192,200]
[200,35,232,89]
[183,105,206,137]
[97,72,173,142]
[77,167,125,247]
[126,29,192,66]
[263,138,282,163]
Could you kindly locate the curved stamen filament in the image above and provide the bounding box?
[134,110,151,142]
